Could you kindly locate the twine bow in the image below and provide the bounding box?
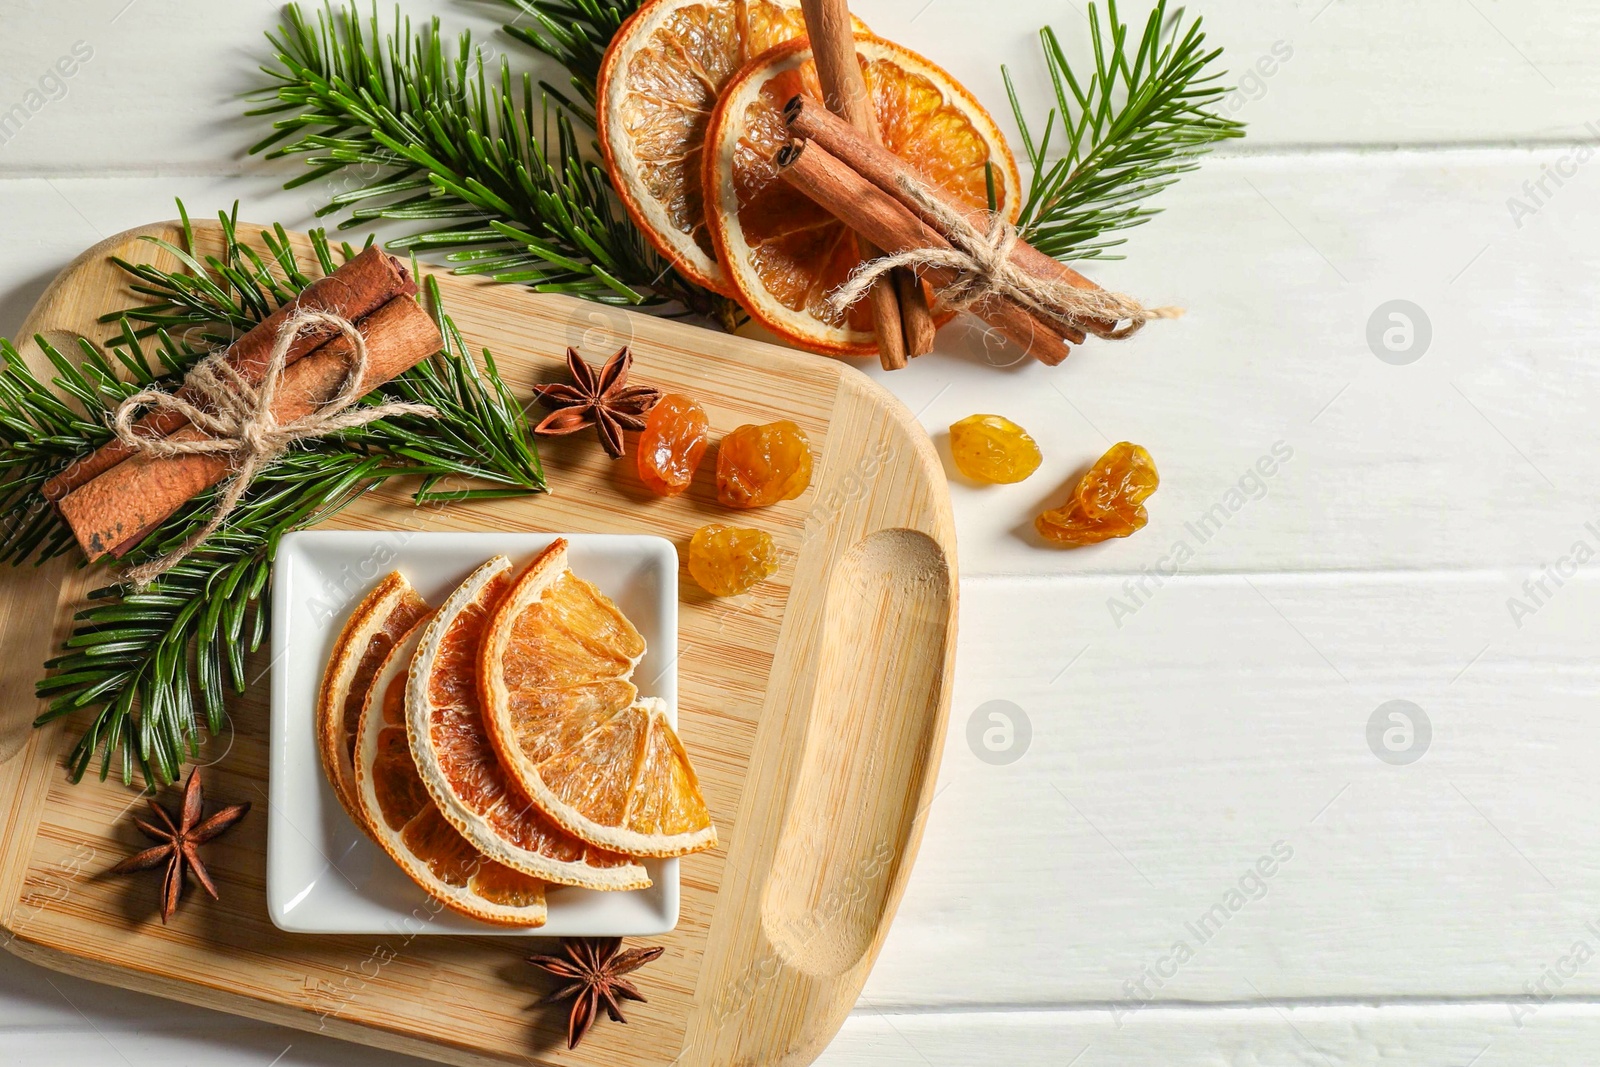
[112,308,440,587]
[829,176,1182,341]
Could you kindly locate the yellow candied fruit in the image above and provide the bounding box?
[716,420,813,508]
[948,414,1042,484]
[1036,442,1158,546]
[687,524,779,596]
[637,392,710,496]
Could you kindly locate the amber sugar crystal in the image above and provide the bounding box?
[715,420,813,508]
[949,414,1042,484]
[688,524,779,596]
[1036,442,1159,546]
[636,393,709,496]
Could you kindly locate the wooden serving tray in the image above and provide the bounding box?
[0,223,957,1066]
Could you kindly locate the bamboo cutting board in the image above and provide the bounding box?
[0,222,957,1066]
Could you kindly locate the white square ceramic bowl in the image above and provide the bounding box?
[268,530,680,935]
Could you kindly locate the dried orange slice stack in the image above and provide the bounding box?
[479,540,717,857]
[406,558,652,891]
[354,619,551,926]
[703,36,1019,354]
[317,572,428,831]
[320,550,716,927]
[597,2,1018,356]
[598,0,866,294]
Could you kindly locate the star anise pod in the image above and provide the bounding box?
[531,346,661,458]
[108,768,250,924]
[528,936,665,1049]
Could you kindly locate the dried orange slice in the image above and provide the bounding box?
[480,540,717,858]
[406,557,650,891]
[317,571,428,833]
[597,0,867,294]
[704,36,1021,355]
[354,619,548,926]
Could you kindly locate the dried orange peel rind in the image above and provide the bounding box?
[405,556,651,891]
[480,540,718,858]
[316,571,429,835]
[354,619,550,927]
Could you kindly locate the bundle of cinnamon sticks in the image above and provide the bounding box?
[779,92,1119,368]
[49,246,444,562]
[798,0,935,370]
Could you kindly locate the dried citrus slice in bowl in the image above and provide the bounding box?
[480,540,717,858]
[597,0,868,294]
[703,35,1021,355]
[317,571,428,833]
[354,618,548,926]
[406,557,650,891]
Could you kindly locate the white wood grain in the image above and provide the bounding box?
[821,1005,1600,1066]
[0,0,1595,178]
[850,144,1600,576]
[12,943,1600,1067]
[862,576,1600,1007]
[2,0,1598,1062]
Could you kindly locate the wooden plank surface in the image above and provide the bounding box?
[13,141,1597,578]
[11,956,1600,1067]
[0,222,956,1067]
[3,0,1599,1062]
[1,0,1597,174]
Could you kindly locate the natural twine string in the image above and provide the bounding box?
[112,308,440,587]
[829,175,1183,341]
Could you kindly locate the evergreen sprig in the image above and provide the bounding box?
[246,2,715,312]
[251,1,1240,307]
[495,0,641,121]
[1007,0,1244,260]
[5,202,545,786]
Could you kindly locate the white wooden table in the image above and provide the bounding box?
[4,0,1597,1062]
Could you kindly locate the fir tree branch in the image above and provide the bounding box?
[1006,0,1245,261]
[4,202,545,786]
[247,2,714,312]
[494,0,642,123]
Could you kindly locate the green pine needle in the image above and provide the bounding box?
[495,0,641,121]
[247,2,717,312]
[252,0,1242,320]
[4,201,545,786]
[1007,0,1245,261]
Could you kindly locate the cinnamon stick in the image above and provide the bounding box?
[776,139,1073,366]
[797,1,915,369]
[893,271,938,357]
[785,92,1097,343]
[58,295,443,561]
[43,245,415,502]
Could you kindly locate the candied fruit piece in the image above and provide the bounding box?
[1036,442,1159,546]
[688,524,779,596]
[716,420,813,508]
[637,393,710,496]
[949,414,1042,484]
